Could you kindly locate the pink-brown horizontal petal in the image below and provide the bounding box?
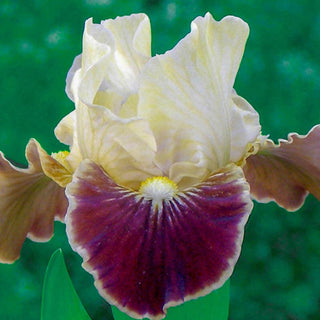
[243,125,320,211]
[0,139,68,263]
[66,160,252,319]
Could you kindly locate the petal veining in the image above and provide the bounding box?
[243,125,320,211]
[137,13,260,186]
[66,160,252,319]
[76,102,161,190]
[33,140,72,188]
[0,139,67,263]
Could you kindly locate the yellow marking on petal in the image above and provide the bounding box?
[38,150,72,188]
[139,176,178,207]
[51,151,70,167]
[51,151,70,165]
[236,135,266,167]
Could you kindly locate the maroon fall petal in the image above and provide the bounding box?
[66,160,252,319]
[243,125,320,211]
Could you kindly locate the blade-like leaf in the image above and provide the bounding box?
[112,279,230,320]
[41,249,92,320]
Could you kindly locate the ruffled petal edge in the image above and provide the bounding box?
[0,139,68,263]
[66,160,252,319]
[243,125,320,211]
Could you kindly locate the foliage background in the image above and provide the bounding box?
[1,0,320,319]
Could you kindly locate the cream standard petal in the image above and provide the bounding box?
[66,55,82,102]
[76,102,161,190]
[230,91,260,163]
[54,111,82,171]
[138,13,260,187]
[82,13,150,74]
[69,14,151,111]
[101,13,151,71]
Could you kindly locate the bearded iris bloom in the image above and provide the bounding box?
[1,12,320,320]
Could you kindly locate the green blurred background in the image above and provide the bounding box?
[1,0,320,319]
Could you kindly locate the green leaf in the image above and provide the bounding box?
[112,279,230,320]
[41,249,92,320]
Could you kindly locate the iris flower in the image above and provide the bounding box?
[1,13,320,320]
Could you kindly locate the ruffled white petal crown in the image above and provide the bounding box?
[58,12,260,191]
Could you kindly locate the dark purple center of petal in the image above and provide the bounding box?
[66,160,252,319]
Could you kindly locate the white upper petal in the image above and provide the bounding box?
[54,111,82,171]
[67,13,151,111]
[76,101,161,190]
[54,111,76,146]
[230,91,261,162]
[137,13,260,186]
[62,13,261,191]
[60,13,155,182]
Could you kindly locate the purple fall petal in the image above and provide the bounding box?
[66,160,252,319]
[243,125,320,211]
